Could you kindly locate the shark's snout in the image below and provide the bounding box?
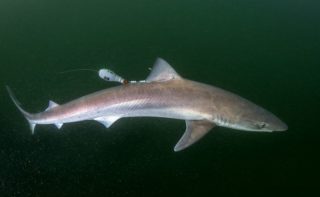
[262,112,288,132]
[272,119,288,132]
[232,106,288,132]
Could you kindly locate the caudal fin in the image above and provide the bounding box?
[6,86,36,133]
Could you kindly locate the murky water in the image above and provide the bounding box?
[0,0,319,196]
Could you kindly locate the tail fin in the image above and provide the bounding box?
[6,86,36,134]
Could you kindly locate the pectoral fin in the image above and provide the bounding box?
[174,120,216,152]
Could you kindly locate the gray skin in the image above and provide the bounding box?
[7,58,287,151]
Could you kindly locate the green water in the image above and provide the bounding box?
[0,0,319,196]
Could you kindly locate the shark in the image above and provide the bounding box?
[6,58,287,151]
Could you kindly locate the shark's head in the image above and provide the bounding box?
[231,104,288,132]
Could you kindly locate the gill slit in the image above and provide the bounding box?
[215,114,232,127]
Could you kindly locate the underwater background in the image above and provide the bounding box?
[0,0,319,196]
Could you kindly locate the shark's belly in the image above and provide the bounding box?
[120,107,206,120]
[35,80,215,124]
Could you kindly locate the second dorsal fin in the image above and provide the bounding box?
[45,100,59,111]
[146,58,182,82]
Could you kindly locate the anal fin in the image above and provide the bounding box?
[29,121,36,134]
[174,120,215,152]
[55,123,63,129]
[94,116,120,128]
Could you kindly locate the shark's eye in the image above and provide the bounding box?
[257,122,267,129]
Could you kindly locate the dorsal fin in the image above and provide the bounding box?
[146,58,182,82]
[46,100,59,111]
